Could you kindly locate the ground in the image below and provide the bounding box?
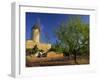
[26,52,89,67]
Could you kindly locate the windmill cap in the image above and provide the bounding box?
[32,23,40,31]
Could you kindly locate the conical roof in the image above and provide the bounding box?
[32,23,40,31]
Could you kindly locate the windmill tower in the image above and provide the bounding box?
[32,21,40,43]
[26,19,51,51]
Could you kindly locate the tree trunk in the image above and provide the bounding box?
[74,52,78,64]
[68,53,70,60]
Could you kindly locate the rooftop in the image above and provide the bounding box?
[32,23,40,31]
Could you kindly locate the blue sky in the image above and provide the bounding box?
[26,12,89,44]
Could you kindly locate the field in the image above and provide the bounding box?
[26,52,89,67]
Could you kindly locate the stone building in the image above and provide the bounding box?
[26,23,51,52]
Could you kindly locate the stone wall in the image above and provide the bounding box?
[26,40,51,52]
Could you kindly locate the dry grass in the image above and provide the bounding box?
[26,51,89,67]
[26,55,89,67]
[26,56,64,63]
[47,51,63,58]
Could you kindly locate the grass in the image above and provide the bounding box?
[26,54,89,67]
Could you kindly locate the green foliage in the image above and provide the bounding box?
[26,45,45,56]
[55,16,89,63]
[26,48,33,56]
[32,45,39,53]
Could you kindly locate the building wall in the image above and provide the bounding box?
[26,26,51,52]
[26,40,35,49]
[26,40,51,52]
[32,29,40,43]
[37,43,51,52]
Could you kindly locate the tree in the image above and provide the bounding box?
[26,45,40,56]
[55,16,89,64]
[32,45,39,53]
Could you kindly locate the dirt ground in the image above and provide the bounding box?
[26,55,89,67]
